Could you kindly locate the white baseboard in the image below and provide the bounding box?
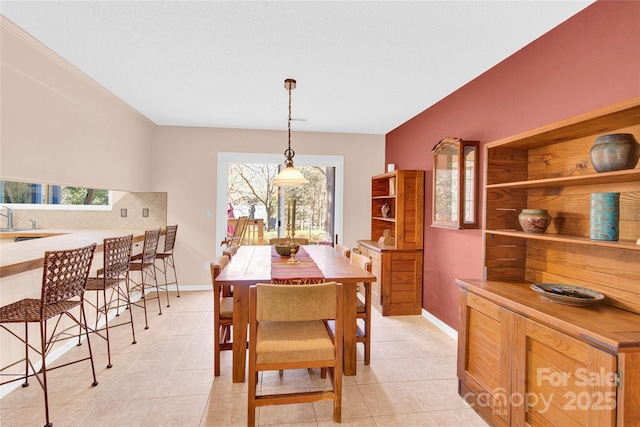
[421,308,458,341]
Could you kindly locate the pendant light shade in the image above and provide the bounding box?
[273,78,309,187]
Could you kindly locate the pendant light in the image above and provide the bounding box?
[273,78,309,187]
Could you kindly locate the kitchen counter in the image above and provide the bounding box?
[0,229,149,278]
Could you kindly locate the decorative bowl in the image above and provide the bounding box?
[531,283,605,307]
[518,209,551,233]
[274,243,299,257]
[590,133,640,173]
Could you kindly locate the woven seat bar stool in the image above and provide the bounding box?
[155,224,180,307]
[210,255,231,376]
[82,234,135,368]
[0,243,98,427]
[128,228,162,330]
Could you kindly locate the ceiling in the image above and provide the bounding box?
[0,1,593,135]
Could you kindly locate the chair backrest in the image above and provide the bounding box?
[254,282,339,322]
[269,237,310,245]
[41,243,96,306]
[210,255,230,282]
[103,234,133,279]
[334,244,350,258]
[162,224,178,253]
[141,228,161,263]
[350,252,372,273]
[229,216,249,247]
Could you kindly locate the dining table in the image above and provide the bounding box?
[215,244,376,383]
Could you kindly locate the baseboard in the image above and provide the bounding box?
[421,308,457,341]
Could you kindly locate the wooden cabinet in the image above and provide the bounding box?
[358,170,424,316]
[357,242,423,315]
[458,98,640,426]
[457,281,635,427]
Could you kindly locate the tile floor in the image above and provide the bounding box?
[0,290,488,426]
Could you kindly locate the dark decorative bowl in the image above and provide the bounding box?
[274,243,299,257]
[590,133,640,173]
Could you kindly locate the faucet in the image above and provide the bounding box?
[0,206,14,229]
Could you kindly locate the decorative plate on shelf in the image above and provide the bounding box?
[530,283,605,307]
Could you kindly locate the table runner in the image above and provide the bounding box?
[270,246,325,284]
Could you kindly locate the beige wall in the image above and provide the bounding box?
[7,192,167,230]
[0,16,156,191]
[152,126,384,286]
[1,17,386,287]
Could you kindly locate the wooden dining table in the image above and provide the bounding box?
[215,244,376,383]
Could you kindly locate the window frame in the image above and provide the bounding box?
[217,152,344,253]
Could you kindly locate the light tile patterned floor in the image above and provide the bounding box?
[0,290,488,426]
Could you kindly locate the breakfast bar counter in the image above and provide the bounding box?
[0,229,149,278]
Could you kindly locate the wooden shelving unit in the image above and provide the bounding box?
[457,98,640,426]
[358,170,424,316]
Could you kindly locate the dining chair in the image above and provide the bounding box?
[268,237,309,245]
[350,252,373,365]
[210,255,232,376]
[0,243,98,427]
[221,216,249,247]
[334,243,351,258]
[247,282,343,426]
[155,224,180,306]
[83,234,135,368]
[128,228,162,329]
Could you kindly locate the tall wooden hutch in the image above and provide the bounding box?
[457,98,640,426]
[358,170,424,315]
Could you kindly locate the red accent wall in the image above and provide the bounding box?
[385,1,640,329]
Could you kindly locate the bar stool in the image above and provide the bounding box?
[128,228,162,329]
[0,243,98,427]
[155,224,180,306]
[210,255,231,376]
[83,234,135,368]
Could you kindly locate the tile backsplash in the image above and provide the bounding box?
[7,192,167,230]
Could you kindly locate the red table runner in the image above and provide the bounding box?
[270,246,325,284]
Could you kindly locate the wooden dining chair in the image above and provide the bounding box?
[350,252,373,365]
[210,255,232,376]
[248,282,343,426]
[334,244,351,258]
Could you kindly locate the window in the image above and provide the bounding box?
[0,180,111,208]
[217,153,344,248]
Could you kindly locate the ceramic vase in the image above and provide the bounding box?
[518,209,551,234]
[381,203,391,218]
[590,133,640,173]
[590,192,620,241]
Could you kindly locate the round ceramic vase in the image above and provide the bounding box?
[518,209,551,234]
[590,192,620,241]
[590,133,640,173]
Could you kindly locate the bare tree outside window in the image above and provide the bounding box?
[227,163,335,243]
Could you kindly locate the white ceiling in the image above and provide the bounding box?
[0,1,593,134]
